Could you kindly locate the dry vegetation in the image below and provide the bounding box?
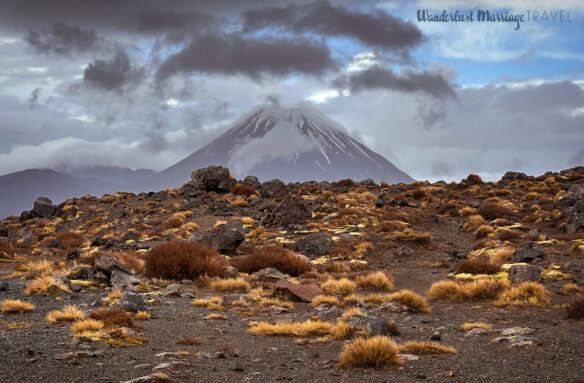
[145,241,227,279]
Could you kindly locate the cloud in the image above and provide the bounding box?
[156,33,336,81]
[333,66,456,98]
[25,23,103,56]
[242,0,423,51]
[83,50,144,91]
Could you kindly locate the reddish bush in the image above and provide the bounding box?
[145,241,227,279]
[232,183,258,196]
[454,256,501,275]
[566,297,584,319]
[162,217,183,230]
[0,240,14,257]
[56,231,85,249]
[337,179,355,187]
[477,203,514,219]
[465,174,484,185]
[230,245,312,276]
[89,307,135,328]
[496,229,523,242]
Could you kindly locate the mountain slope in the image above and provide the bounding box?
[158,104,413,187]
[0,169,121,218]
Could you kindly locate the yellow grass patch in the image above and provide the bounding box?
[495,282,550,307]
[428,279,509,301]
[25,275,70,295]
[463,215,486,231]
[322,278,357,296]
[563,283,583,294]
[338,336,402,368]
[71,319,104,334]
[206,313,227,320]
[1,299,35,313]
[386,229,432,245]
[398,341,457,355]
[46,305,85,323]
[388,290,430,313]
[210,278,250,292]
[135,311,151,320]
[191,296,223,310]
[248,320,333,337]
[460,322,491,331]
[355,271,394,291]
[311,295,341,307]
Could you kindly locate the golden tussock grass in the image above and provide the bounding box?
[238,216,255,225]
[247,226,265,241]
[104,289,123,304]
[206,313,227,320]
[180,222,200,231]
[340,307,365,321]
[398,341,457,355]
[191,296,223,310]
[1,299,35,313]
[463,215,486,231]
[495,282,550,307]
[135,311,151,320]
[257,298,294,310]
[563,283,583,294]
[338,336,402,368]
[247,287,271,301]
[460,322,491,331]
[25,260,56,276]
[321,278,357,296]
[210,278,250,292]
[428,279,509,301]
[25,275,70,295]
[46,305,85,323]
[475,225,494,238]
[388,290,430,313]
[71,319,104,334]
[459,206,478,216]
[230,198,249,208]
[352,242,374,259]
[377,220,407,233]
[354,271,394,291]
[311,295,341,307]
[386,229,431,245]
[248,319,333,337]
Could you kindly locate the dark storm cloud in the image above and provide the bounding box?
[25,23,102,56]
[28,88,41,109]
[333,67,456,98]
[83,50,144,91]
[156,33,336,81]
[242,0,422,51]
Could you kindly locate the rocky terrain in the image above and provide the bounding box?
[1,165,583,383]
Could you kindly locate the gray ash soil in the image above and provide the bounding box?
[1,168,584,383]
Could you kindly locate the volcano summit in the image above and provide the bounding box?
[160,104,413,186]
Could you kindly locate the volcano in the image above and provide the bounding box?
[158,103,413,187]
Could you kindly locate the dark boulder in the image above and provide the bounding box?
[33,197,56,218]
[191,166,235,192]
[511,241,546,263]
[188,221,245,255]
[261,196,311,228]
[296,233,333,258]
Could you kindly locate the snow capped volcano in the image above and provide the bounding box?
[160,103,413,185]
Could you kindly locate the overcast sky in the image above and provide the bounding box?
[0,0,582,182]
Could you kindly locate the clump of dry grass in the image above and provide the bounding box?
[398,341,457,355]
[71,319,104,335]
[475,225,494,238]
[563,283,583,294]
[248,320,333,337]
[354,271,394,291]
[230,246,312,276]
[177,337,202,345]
[210,278,250,292]
[377,220,407,233]
[56,231,86,249]
[338,336,402,368]
[1,299,35,313]
[108,251,145,274]
[232,184,258,196]
[135,311,151,320]
[495,282,550,307]
[322,278,357,296]
[25,275,70,295]
[460,322,491,331]
[191,296,223,310]
[463,215,486,231]
[565,297,584,319]
[89,307,135,328]
[428,279,509,301]
[311,295,341,307]
[145,240,228,279]
[230,198,249,208]
[389,290,430,313]
[25,260,56,277]
[206,313,227,320]
[386,229,431,245]
[257,297,295,310]
[46,305,85,323]
[454,256,500,275]
[478,203,514,219]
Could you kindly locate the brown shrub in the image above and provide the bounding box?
[232,183,258,196]
[319,261,351,273]
[108,251,145,274]
[472,238,499,250]
[56,231,85,249]
[330,238,358,259]
[566,297,584,319]
[410,188,428,199]
[177,337,202,345]
[230,246,312,276]
[0,240,15,257]
[454,256,500,275]
[477,203,514,219]
[377,220,406,233]
[145,241,227,279]
[163,217,184,230]
[465,174,483,185]
[382,208,420,223]
[89,307,135,328]
[496,229,523,242]
[337,179,355,187]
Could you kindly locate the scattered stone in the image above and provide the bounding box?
[66,266,96,281]
[464,328,490,337]
[397,246,414,257]
[0,280,8,291]
[152,361,190,372]
[510,241,546,263]
[399,354,420,361]
[370,302,402,313]
[316,306,344,321]
[118,291,149,312]
[294,338,309,345]
[189,221,245,255]
[374,196,386,208]
[500,327,534,336]
[161,284,181,297]
[191,166,235,192]
[508,265,542,284]
[296,233,333,258]
[346,315,389,336]
[251,268,286,281]
[229,362,245,372]
[122,372,171,383]
[430,331,441,341]
[181,292,196,299]
[274,280,323,302]
[261,195,311,228]
[134,364,152,370]
[122,230,140,242]
[106,209,126,223]
[33,197,56,218]
[111,270,139,292]
[94,255,132,278]
[0,223,7,237]
[223,266,240,278]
